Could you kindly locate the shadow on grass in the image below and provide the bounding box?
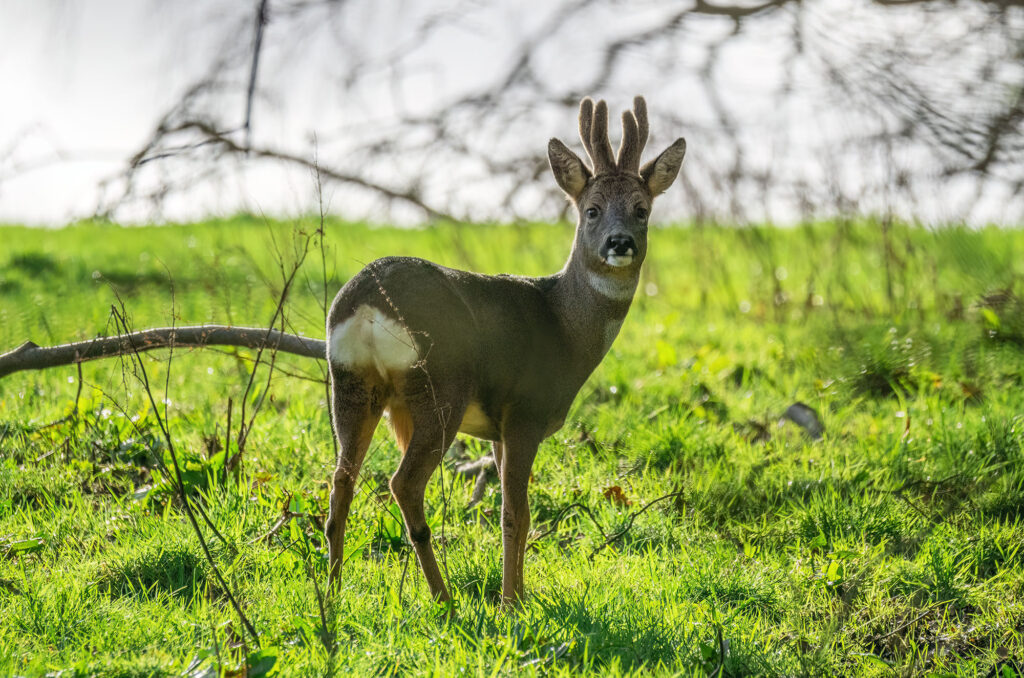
[444,586,796,674]
[681,560,784,621]
[449,552,502,603]
[97,543,208,603]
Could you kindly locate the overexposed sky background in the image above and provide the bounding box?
[0,1,1019,226]
[0,2,253,223]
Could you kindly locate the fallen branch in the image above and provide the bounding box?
[453,454,496,478]
[451,452,498,509]
[868,601,946,643]
[468,465,496,509]
[0,326,326,380]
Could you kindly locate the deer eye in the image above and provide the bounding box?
[635,206,649,220]
[585,207,600,220]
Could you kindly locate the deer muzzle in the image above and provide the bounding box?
[602,234,637,268]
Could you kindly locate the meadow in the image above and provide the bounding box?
[1,216,1022,676]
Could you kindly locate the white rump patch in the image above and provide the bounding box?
[586,270,637,301]
[329,305,418,378]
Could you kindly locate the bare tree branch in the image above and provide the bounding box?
[7,0,1023,225]
[134,121,459,222]
[244,0,271,150]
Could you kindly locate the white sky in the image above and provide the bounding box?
[0,1,1019,226]
[0,2,215,223]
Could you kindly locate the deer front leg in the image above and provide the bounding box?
[499,427,541,605]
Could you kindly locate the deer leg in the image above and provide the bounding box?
[389,405,462,601]
[499,426,541,605]
[325,369,383,591]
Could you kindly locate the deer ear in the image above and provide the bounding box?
[640,138,686,197]
[548,138,591,201]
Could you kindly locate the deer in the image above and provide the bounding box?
[324,96,686,605]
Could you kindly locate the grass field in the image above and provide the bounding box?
[1,216,1023,676]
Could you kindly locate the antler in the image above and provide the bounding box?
[578,98,595,167]
[578,96,649,176]
[616,96,648,175]
[578,98,615,174]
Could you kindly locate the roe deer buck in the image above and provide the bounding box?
[325,96,686,604]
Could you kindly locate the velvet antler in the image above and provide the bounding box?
[578,98,616,174]
[616,96,648,175]
[579,96,649,175]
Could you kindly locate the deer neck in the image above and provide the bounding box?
[548,239,639,369]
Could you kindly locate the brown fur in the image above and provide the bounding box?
[386,403,414,454]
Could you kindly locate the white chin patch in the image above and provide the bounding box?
[604,254,634,268]
[586,270,638,301]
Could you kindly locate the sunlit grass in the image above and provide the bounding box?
[1,216,1023,676]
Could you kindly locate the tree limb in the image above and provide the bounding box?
[244,0,270,150]
[0,326,325,380]
[138,120,460,223]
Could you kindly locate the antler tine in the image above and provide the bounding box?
[616,110,640,174]
[590,100,616,174]
[633,95,649,156]
[578,98,596,171]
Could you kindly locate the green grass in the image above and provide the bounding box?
[1,215,1023,676]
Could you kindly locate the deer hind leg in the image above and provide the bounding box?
[388,388,466,602]
[326,368,384,590]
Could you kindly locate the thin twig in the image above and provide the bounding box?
[235,224,313,455]
[203,347,326,383]
[109,303,260,647]
[529,501,609,545]
[589,490,686,560]
[224,397,233,485]
[312,147,339,460]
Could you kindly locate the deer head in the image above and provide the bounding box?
[548,96,687,281]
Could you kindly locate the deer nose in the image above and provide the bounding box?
[604,234,636,256]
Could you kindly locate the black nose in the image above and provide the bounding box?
[604,234,636,256]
